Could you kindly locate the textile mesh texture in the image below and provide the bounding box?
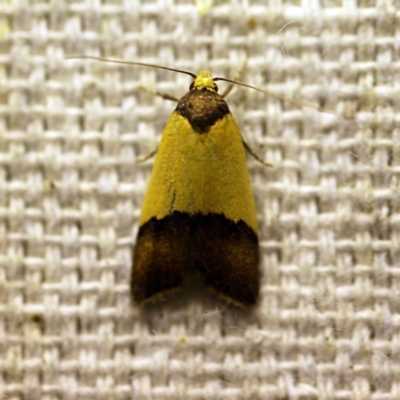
[1,1,399,399]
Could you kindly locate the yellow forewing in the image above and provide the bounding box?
[139,112,258,232]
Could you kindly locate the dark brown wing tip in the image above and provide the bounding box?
[132,211,259,307]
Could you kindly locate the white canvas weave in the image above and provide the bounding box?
[1,1,399,399]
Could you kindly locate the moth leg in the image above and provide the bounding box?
[220,59,247,98]
[136,84,179,102]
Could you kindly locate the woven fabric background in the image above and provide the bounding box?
[1,1,399,399]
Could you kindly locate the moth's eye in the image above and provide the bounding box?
[189,82,194,90]
[214,83,218,92]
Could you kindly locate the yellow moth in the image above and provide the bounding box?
[66,56,325,307]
